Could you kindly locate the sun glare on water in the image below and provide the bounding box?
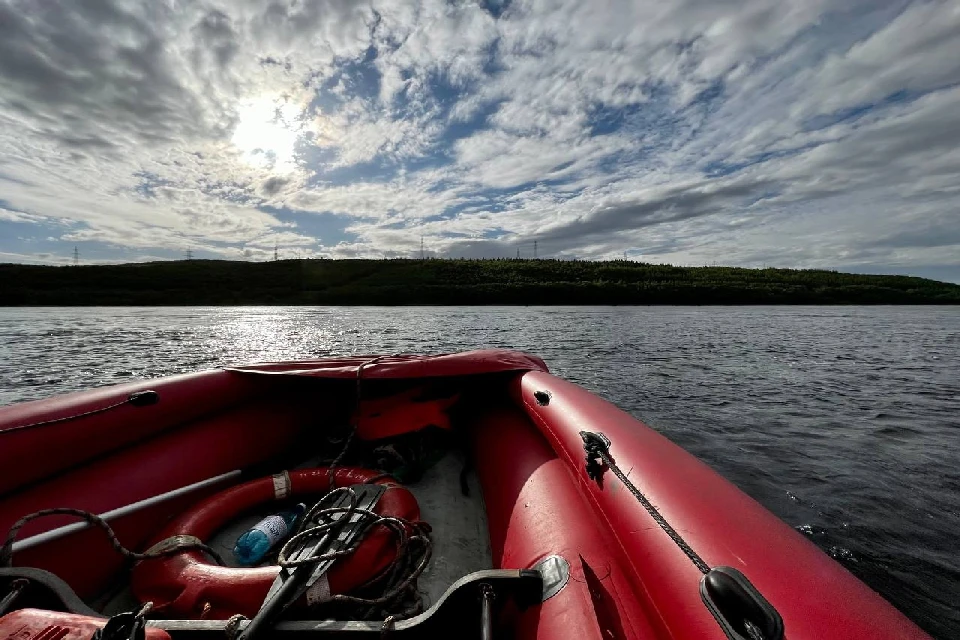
[231,97,304,173]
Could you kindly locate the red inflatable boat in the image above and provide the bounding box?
[0,350,930,639]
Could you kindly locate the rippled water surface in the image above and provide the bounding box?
[1,306,958,637]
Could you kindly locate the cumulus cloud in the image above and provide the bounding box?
[0,0,958,279]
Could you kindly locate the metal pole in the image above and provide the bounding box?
[480,583,494,640]
[11,470,242,553]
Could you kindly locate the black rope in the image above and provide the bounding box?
[580,431,711,575]
[1,508,224,568]
[277,485,432,622]
[327,356,388,490]
[1,402,128,435]
[0,391,158,436]
[317,354,429,622]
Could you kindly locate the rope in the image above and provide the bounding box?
[0,392,158,437]
[581,431,711,575]
[326,428,357,490]
[313,354,429,622]
[326,354,407,489]
[327,356,385,490]
[1,401,128,436]
[0,508,224,568]
[277,485,432,622]
[224,614,248,640]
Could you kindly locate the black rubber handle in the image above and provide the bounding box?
[700,566,784,640]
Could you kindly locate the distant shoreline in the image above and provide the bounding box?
[2,259,959,306]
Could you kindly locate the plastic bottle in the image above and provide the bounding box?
[233,503,306,566]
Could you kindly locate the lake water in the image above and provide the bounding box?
[1,306,958,637]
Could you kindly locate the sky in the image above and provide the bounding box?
[0,0,959,281]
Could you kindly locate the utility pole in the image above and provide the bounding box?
[73,246,79,266]
[274,243,279,262]
[533,240,537,259]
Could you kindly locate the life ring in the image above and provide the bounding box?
[130,467,420,619]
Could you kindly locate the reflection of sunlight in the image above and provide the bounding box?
[232,97,304,173]
[213,309,339,363]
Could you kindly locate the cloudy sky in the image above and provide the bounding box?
[1,0,959,280]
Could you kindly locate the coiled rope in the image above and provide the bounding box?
[278,485,432,621]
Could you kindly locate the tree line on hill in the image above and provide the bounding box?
[1,258,958,305]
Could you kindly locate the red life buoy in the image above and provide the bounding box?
[130,467,420,619]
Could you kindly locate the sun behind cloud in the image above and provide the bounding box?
[231,96,305,173]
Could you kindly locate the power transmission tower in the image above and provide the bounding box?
[534,240,537,259]
[73,246,79,266]
[274,243,278,261]
[184,248,193,260]
[420,236,425,260]
[516,247,520,259]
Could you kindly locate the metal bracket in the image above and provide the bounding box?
[530,556,569,602]
[152,569,543,638]
[2,561,545,639]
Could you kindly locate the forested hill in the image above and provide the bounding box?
[1,259,959,305]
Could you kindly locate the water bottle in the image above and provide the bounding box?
[233,503,306,566]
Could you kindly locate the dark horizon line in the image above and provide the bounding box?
[2,258,959,306]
